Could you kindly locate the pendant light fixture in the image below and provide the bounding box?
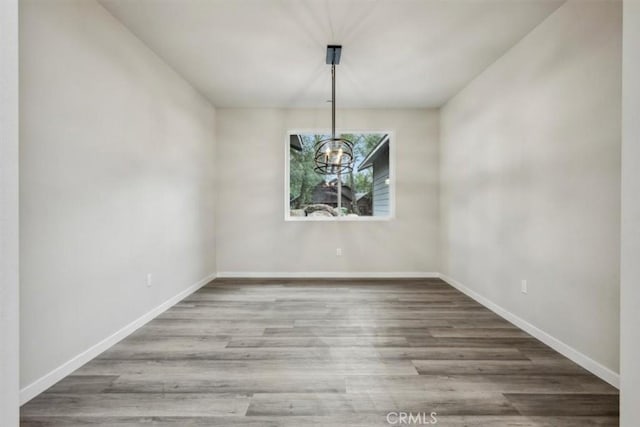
[313,45,354,175]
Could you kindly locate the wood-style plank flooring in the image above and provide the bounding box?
[21,278,619,426]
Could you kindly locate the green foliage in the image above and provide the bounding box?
[354,171,373,194]
[342,133,383,197]
[289,135,323,208]
[342,133,384,162]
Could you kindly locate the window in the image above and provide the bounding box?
[286,131,394,221]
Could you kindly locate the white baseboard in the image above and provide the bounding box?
[216,272,440,279]
[439,273,620,389]
[19,272,216,405]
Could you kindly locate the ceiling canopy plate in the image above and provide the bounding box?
[326,45,342,65]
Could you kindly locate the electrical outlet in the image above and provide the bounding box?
[521,279,528,294]
[146,273,153,288]
[336,248,342,256]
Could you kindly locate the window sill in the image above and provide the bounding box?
[285,215,394,222]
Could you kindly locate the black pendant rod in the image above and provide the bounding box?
[331,63,336,140]
[326,45,341,141]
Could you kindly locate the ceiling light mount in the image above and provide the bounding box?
[325,45,342,65]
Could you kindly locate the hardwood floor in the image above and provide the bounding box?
[20,278,619,426]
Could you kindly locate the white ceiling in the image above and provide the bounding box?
[99,0,564,108]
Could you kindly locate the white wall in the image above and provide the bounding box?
[621,0,640,424]
[215,109,439,276]
[19,0,216,397]
[440,0,621,380]
[1,0,20,424]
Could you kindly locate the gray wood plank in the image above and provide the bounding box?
[412,359,590,376]
[73,359,419,377]
[225,336,410,347]
[245,391,519,416]
[505,393,620,416]
[346,374,619,394]
[21,393,250,417]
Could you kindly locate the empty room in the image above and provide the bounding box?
[1,0,639,426]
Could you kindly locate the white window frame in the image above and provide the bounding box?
[284,129,396,222]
